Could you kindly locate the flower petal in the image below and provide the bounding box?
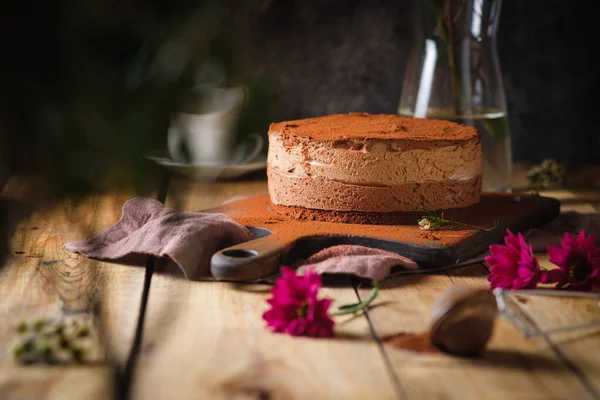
[263,267,334,338]
[486,230,540,291]
[540,268,564,284]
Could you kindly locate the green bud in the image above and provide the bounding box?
[32,319,46,332]
[75,326,90,338]
[9,342,25,358]
[59,337,71,349]
[71,347,85,363]
[40,345,54,360]
[21,339,35,353]
[15,320,28,333]
[53,323,65,337]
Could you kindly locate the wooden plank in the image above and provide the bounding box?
[509,254,600,397]
[0,179,149,399]
[132,279,396,399]
[0,367,112,400]
[131,179,397,399]
[540,188,598,213]
[361,265,596,400]
[164,176,268,212]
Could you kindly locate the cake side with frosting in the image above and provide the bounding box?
[267,113,482,214]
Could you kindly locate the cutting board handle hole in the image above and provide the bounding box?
[222,249,258,258]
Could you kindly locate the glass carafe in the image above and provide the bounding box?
[399,0,511,191]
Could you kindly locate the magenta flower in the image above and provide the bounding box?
[263,267,335,338]
[485,229,544,290]
[546,230,600,291]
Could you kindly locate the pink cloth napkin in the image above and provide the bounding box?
[295,245,418,281]
[64,197,420,281]
[64,197,252,280]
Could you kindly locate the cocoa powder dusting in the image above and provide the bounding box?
[420,231,440,241]
[383,332,439,353]
[268,112,478,142]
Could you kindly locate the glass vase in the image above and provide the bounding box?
[399,0,511,192]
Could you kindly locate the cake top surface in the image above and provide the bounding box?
[268,112,478,142]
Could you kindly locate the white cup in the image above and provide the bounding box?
[168,86,263,164]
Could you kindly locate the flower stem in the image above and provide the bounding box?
[452,219,499,232]
[329,282,379,316]
[420,207,499,232]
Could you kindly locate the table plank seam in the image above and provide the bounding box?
[355,280,409,400]
[118,172,170,400]
[512,300,600,399]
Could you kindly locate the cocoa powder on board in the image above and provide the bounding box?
[212,193,554,249]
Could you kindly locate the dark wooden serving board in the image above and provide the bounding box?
[210,193,560,281]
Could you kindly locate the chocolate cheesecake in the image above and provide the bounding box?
[267,113,482,224]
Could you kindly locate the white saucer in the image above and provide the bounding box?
[146,153,266,182]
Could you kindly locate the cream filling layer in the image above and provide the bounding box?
[268,134,482,186]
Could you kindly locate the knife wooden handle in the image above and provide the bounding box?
[211,234,293,281]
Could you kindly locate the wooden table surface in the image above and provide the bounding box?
[1,165,599,400]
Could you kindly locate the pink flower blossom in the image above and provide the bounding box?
[263,267,335,338]
[546,230,600,291]
[486,230,544,290]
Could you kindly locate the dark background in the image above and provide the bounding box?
[251,0,599,163]
[1,0,598,197]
